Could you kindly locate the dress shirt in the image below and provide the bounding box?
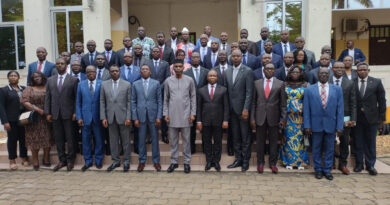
[264,77,274,90]
[153,59,160,67]
[201,46,208,61]
[281,42,290,55]
[348,49,355,61]
[112,79,120,90]
[36,60,47,72]
[124,65,133,80]
[192,66,201,79]
[97,67,106,79]
[171,38,177,51]
[219,63,227,73]
[57,73,67,86]
[211,51,218,66]
[66,65,71,74]
[318,82,329,102]
[285,65,292,76]
[208,83,217,94]
[232,64,241,82]
[332,76,343,86]
[358,76,368,96]
[220,43,227,51]
[88,79,96,91]
[89,51,97,62]
[72,72,81,81]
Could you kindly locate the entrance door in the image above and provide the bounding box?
[369,25,390,65]
[51,7,83,58]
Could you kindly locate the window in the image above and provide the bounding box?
[265,0,303,43]
[333,0,390,10]
[0,0,24,70]
[53,0,82,6]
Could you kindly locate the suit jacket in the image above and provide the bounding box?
[224,64,254,115]
[213,64,231,86]
[248,40,260,56]
[250,78,287,126]
[76,80,102,125]
[97,68,111,81]
[146,59,170,85]
[203,51,220,69]
[338,48,366,63]
[0,85,26,123]
[273,42,296,57]
[345,69,358,80]
[165,38,182,48]
[329,77,356,122]
[305,49,316,67]
[354,76,386,124]
[133,56,147,67]
[259,53,283,69]
[196,84,229,126]
[100,79,132,124]
[229,52,259,71]
[306,67,333,85]
[193,47,211,67]
[44,74,79,120]
[313,59,336,68]
[275,66,289,81]
[253,68,263,81]
[219,43,231,55]
[71,72,87,82]
[120,65,141,84]
[195,36,219,48]
[255,39,275,56]
[161,46,175,65]
[81,52,100,73]
[102,50,119,69]
[184,67,208,89]
[131,78,162,123]
[27,61,56,85]
[117,47,133,66]
[303,83,344,133]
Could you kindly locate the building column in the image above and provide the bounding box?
[111,0,129,51]
[82,0,111,51]
[304,0,332,57]
[23,0,53,65]
[239,0,264,42]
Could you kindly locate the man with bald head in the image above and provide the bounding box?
[313,45,336,68]
[165,27,182,53]
[307,54,332,84]
[195,26,220,49]
[27,47,56,85]
[273,30,296,57]
[294,36,316,67]
[256,27,273,55]
[132,26,155,60]
[81,40,99,73]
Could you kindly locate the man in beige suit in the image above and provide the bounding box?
[251,63,287,174]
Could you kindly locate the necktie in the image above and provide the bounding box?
[127,48,131,53]
[154,61,158,73]
[106,51,110,62]
[113,81,118,97]
[98,69,102,80]
[265,79,271,99]
[242,54,247,65]
[89,81,94,96]
[194,68,199,85]
[212,53,216,67]
[74,74,78,78]
[221,66,225,80]
[90,53,94,64]
[58,76,63,92]
[360,79,365,97]
[261,40,265,55]
[37,62,43,72]
[320,84,327,108]
[127,66,131,81]
[143,80,148,97]
[223,44,226,50]
[202,47,206,61]
[335,79,340,86]
[233,68,238,83]
[210,85,214,100]
[159,47,163,59]
[283,44,288,56]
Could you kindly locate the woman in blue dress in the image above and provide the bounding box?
[279,65,309,169]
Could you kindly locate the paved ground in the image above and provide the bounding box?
[0,170,389,205]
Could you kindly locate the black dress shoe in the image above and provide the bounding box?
[227,160,242,169]
[81,164,92,172]
[323,172,334,180]
[123,164,130,172]
[134,148,139,155]
[367,168,378,176]
[146,139,152,144]
[205,162,212,171]
[315,171,323,179]
[227,148,234,156]
[107,163,120,172]
[167,164,178,173]
[96,164,102,169]
[184,164,191,174]
[162,136,169,144]
[241,162,249,172]
[353,166,363,173]
[53,162,67,172]
[214,162,221,172]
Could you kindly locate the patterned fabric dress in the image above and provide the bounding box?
[20,87,53,150]
[279,86,309,167]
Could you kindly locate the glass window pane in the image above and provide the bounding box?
[17,26,25,69]
[54,0,82,6]
[285,1,302,42]
[332,0,345,9]
[55,12,67,57]
[1,0,23,22]
[69,11,83,54]
[0,27,16,70]
[266,3,283,43]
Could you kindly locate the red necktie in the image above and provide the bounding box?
[37,62,43,72]
[210,85,214,100]
[159,47,163,59]
[265,79,271,99]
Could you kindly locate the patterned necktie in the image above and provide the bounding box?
[360,79,365,97]
[242,54,247,65]
[89,81,94,96]
[320,84,327,108]
[194,68,199,85]
[265,79,271,99]
[210,84,214,100]
[58,76,63,92]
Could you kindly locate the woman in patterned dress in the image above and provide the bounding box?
[279,65,309,169]
[21,72,53,171]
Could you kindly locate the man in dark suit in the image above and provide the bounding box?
[313,45,336,68]
[133,44,148,67]
[230,39,259,70]
[261,40,283,69]
[117,36,133,67]
[165,27,182,53]
[338,40,366,65]
[103,39,119,69]
[70,61,87,81]
[219,32,231,55]
[81,40,99,73]
[256,27,273,56]
[203,40,220,69]
[193,34,211,67]
[251,63,286,174]
[213,50,231,87]
[304,67,344,180]
[27,47,55,85]
[225,49,253,172]
[253,53,272,81]
[330,62,357,175]
[273,30,296,58]
[343,55,358,80]
[156,32,175,65]
[294,37,316,67]
[76,65,104,171]
[95,54,111,81]
[184,52,208,154]
[45,58,79,172]
[240,29,259,56]
[306,54,332,85]
[275,52,294,81]
[196,69,229,171]
[353,62,386,175]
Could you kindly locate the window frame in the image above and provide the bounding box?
[332,0,390,10]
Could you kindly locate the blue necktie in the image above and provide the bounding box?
[283,44,288,56]
[90,53,93,64]
[127,66,131,81]
[98,69,102,80]
[261,40,265,55]
[195,69,199,85]
[242,54,247,65]
[154,61,158,74]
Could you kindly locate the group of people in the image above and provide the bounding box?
[0,25,386,181]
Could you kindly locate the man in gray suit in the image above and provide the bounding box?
[95,54,111,81]
[225,49,254,172]
[45,58,79,172]
[164,59,196,174]
[250,63,287,174]
[330,61,356,175]
[294,37,316,67]
[100,65,132,172]
[219,32,231,55]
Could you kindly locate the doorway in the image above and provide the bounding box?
[369,25,390,65]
